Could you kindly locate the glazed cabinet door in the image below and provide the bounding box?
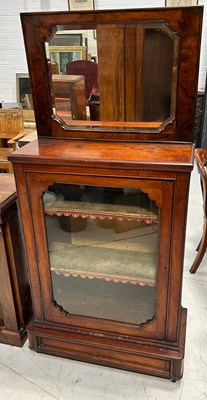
[27,173,174,340]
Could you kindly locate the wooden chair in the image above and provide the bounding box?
[190,148,207,273]
[0,108,24,173]
[0,148,14,173]
[7,128,36,150]
[66,60,98,101]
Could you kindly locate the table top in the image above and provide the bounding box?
[52,74,84,83]
[0,173,16,210]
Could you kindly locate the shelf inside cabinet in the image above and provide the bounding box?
[51,272,156,324]
[44,197,158,224]
[49,240,157,287]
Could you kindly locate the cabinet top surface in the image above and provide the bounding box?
[0,173,16,208]
[9,139,194,171]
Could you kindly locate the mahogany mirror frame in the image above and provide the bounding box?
[20,6,203,142]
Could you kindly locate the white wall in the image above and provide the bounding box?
[0,0,68,103]
[198,1,207,89]
[96,0,164,8]
[0,0,206,103]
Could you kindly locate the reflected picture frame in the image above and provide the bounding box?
[49,46,87,74]
[68,0,94,11]
[49,33,83,47]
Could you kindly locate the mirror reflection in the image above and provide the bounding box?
[46,23,179,132]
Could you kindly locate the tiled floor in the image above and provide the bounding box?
[0,166,207,400]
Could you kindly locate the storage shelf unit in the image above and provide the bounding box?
[9,6,203,381]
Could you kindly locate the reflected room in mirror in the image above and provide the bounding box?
[47,24,178,126]
[20,7,203,141]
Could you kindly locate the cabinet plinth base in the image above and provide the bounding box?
[0,327,28,347]
[27,308,187,381]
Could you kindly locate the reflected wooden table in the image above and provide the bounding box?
[52,74,86,120]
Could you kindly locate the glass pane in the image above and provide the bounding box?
[43,184,159,325]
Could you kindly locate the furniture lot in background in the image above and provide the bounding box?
[190,148,207,273]
[17,130,37,148]
[0,108,24,173]
[0,148,14,173]
[7,128,36,150]
[0,108,24,145]
[0,174,32,346]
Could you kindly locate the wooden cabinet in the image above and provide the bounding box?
[9,6,203,380]
[0,174,32,346]
[10,139,193,380]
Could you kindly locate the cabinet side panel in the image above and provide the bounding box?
[13,164,44,321]
[166,172,190,341]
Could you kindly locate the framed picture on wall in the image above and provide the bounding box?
[16,73,33,110]
[68,0,94,11]
[16,73,35,123]
[165,0,197,5]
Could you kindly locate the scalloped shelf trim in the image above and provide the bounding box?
[44,198,158,224]
[51,267,155,287]
[45,208,158,223]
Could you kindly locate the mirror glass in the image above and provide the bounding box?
[46,22,179,132]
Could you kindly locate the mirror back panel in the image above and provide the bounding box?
[20,7,203,141]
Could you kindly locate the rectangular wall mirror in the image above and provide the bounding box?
[21,7,203,141]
